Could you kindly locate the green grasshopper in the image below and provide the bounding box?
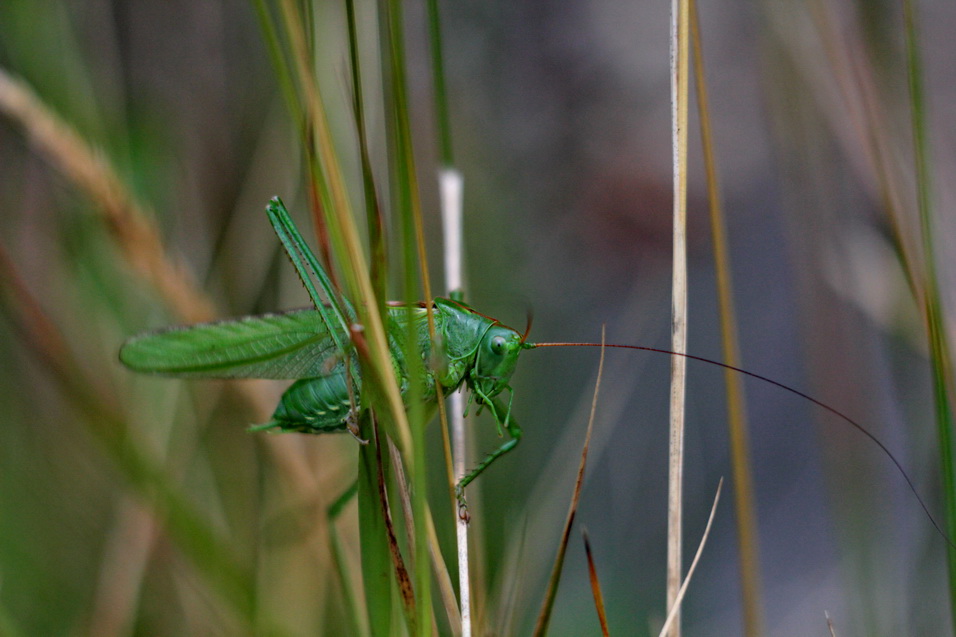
[120,197,526,501]
[120,198,950,541]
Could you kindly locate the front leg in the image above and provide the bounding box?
[455,395,522,518]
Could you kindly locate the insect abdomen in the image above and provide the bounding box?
[264,372,358,433]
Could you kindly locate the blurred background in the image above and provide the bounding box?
[2,0,955,635]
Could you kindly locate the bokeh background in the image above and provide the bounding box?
[2,0,956,635]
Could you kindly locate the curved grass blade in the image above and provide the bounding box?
[657,478,723,637]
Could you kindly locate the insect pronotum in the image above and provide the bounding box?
[119,197,951,543]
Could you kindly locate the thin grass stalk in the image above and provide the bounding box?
[425,0,471,630]
[357,414,395,635]
[582,529,610,637]
[276,0,413,463]
[337,33,392,625]
[689,4,763,636]
[440,168,471,635]
[393,414,462,633]
[289,17,337,283]
[532,329,606,637]
[380,0,443,632]
[426,0,453,167]
[423,0,460,496]
[424,507,464,635]
[277,4,423,633]
[249,0,304,136]
[826,611,838,637]
[658,478,723,637]
[666,0,690,634]
[344,0,387,303]
[901,0,956,627]
[378,432,418,632]
[327,481,367,637]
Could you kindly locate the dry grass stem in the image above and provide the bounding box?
[689,4,763,634]
[532,328,606,636]
[657,478,723,637]
[666,0,690,634]
[582,528,610,637]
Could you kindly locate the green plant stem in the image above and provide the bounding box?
[426,0,452,165]
[381,0,435,631]
[902,0,956,630]
[249,0,304,136]
[358,415,395,636]
[345,0,387,303]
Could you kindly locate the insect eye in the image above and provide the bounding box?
[490,335,506,355]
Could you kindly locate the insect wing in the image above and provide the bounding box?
[119,309,340,379]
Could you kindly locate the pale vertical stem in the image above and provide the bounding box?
[667,0,690,634]
[442,169,464,298]
[440,167,470,637]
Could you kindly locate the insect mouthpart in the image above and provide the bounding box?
[470,374,504,400]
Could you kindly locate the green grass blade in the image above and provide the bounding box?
[358,415,395,636]
[327,481,367,637]
[426,0,452,166]
[344,0,387,305]
[424,1,470,627]
[249,0,303,132]
[276,0,413,463]
[902,0,956,628]
[380,0,442,632]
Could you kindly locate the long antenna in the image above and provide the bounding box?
[529,340,954,549]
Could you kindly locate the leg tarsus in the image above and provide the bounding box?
[345,410,368,444]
